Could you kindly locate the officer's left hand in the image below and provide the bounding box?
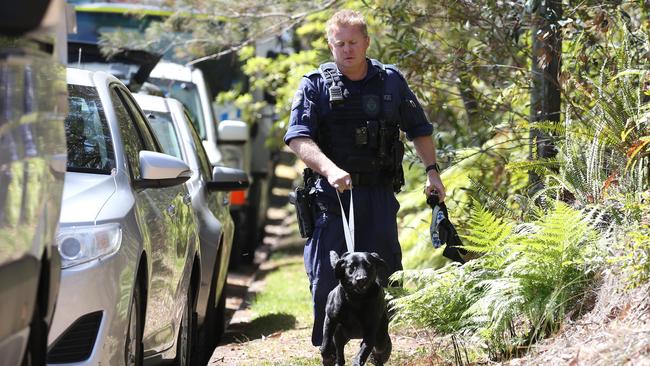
[426,170,446,202]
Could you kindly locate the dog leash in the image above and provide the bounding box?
[335,189,355,253]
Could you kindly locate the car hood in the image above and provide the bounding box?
[60,172,117,224]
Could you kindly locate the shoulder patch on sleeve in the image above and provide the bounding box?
[291,90,303,111]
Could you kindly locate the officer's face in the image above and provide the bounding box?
[328,24,370,74]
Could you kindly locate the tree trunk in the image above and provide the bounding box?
[529,0,562,194]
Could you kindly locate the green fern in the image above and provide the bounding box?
[390,201,604,359]
[461,201,513,254]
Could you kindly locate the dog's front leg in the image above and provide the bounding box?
[321,315,337,366]
[333,326,348,366]
[352,337,375,366]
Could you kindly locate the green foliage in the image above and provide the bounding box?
[390,201,604,360]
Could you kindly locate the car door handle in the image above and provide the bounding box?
[183,193,192,205]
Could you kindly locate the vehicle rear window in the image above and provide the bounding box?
[148,78,206,140]
[143,111,183,160]
[65,85,115,174]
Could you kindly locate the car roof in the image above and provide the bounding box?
[66,67,124,88]
[133,93,169,113]
[149,61,193,82]
[66,67,95,86]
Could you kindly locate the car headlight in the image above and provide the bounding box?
[57,223,122,269]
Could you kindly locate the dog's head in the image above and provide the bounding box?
[330,251,387,294]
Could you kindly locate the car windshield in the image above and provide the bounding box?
[143,111,183,160]
[65,85,115,174]
[148,78,206,140]
[69,10,164,45]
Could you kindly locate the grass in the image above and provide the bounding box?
[248,251,313,332]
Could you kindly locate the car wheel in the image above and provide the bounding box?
[125,285,143,366]
[176,287,197,366]
[208,286,227,346]
[21,298,46,366]
[22,259,49,366]
[229,211,248,269]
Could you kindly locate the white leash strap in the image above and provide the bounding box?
[335,189,355,253]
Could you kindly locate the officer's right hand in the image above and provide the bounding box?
[326,167,352,193]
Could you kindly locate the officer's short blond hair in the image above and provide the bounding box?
[326,9,368,42]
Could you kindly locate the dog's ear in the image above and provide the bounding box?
[329,251,340,270]
[331,251,348,280]
[369,252,388,270]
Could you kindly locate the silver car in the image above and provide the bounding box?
[133,93,248,359]
[47,68,200,365]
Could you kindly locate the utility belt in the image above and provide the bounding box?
[290,168,400,239]
[350,172,393,187]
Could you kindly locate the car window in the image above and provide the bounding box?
[185,109,212,180]
[111,87,143,179]
[148,78,206,140]
[116,88,161,153]
[144,111,183,160]
[65,85,115,174]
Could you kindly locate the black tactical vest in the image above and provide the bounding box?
[316,61,405,191]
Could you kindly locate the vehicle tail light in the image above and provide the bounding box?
[230,190,247,206]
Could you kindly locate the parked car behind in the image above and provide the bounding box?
[0,0,69,364]
[47,68,200,365]
[148,62,267,267]
[133,93,249,357]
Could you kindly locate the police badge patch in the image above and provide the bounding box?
[292,90,303,110]
[362,94,381,117]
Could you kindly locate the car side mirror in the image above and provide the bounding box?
[217,120,248,144]
[207,166,249,191]
[49,153,67,175]
[134,150,192,189]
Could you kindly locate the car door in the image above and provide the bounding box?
[110,85,194,354]
[184,110,235,292]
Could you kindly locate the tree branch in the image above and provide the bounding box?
[185,0,339,66]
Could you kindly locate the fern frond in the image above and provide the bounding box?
[460,201,514,253]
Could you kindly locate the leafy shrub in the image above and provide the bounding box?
[390,201,604,360]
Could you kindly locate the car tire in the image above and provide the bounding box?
[212,287,226,344]
[22,258,49,366]
[228,210,248,269]
[125,285,143,366]
[203,267,226,348]
[175,286,197,366]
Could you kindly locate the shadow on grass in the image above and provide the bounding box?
[225,312,297,343]
[271,242,305,258]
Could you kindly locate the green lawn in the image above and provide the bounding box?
[248,249,313,336]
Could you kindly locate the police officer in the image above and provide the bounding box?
[284,9,446,348]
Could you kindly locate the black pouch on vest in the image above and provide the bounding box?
[392,141,405,193]
[366,120,379,149]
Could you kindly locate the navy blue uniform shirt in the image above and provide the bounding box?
[284,58,433,146]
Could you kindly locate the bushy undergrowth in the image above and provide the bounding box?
[389,201,606,359]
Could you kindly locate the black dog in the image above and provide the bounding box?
[321,251,392,366]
